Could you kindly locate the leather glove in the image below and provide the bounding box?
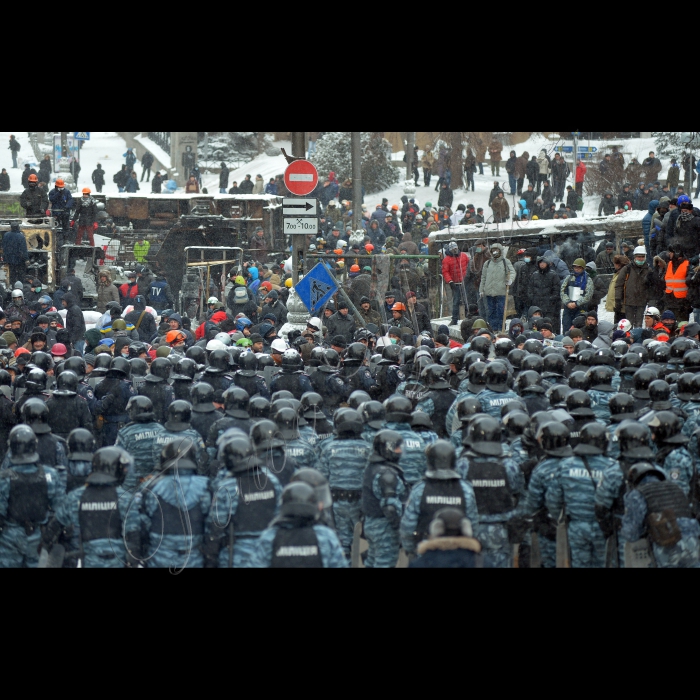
[93,222,99,230]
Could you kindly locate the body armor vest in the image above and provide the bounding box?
[416,478,466,541]
[467,458,515,515]
[231,470,278,532]
[271,525,323,568]
[79,484,122,541]
[5,466,48,528]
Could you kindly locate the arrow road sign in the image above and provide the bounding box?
[553,146,573,153]
[578,146,598,153]
[284,217,319,234]
[295,263,338,313]
[283,198,317,215]
[73,132,90,140]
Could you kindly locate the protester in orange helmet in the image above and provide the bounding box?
[19,172,49,216]
[48,178,74,234]
[71,188,98,246]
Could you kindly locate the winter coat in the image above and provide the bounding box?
[514,153,529,179]
[437,186,453,209]
[527,262,561,318]
[409,536,480,568]
[252,178,265,195]
[63,293,85,344]
[618,189,634,209]
[667,164,680,187]
[511,249,539,307]
[488,141,503,162]
[598,194,617,216]
[521,190,536,210]
[325,311,356,344]
[92,168,106,187]
[124,177,140,193]
[575,162,587,183]
[219,167,230,189]
[541,184,554,207]
[124,151,137,169]
[479,245,515,297]
[560,270,594,309]
[505,155,517,175]
[151,173,163,193]
[491,196,509,220]
[19,186,49,216]
[673,209,700,259]
[595,249,616,273]
[125,297,158,342]
[566,189,579,209]
[442,252,469,285]
[73,196,97,226]
[262,299,288,330]
[421,153,434,169]
[141,152,154,169]
[605,271,621,312]
[239,178,254,194]
[0,172,9,191]
[367,223,386,248]
[526,158,540,181]
[113,168,129,188]
[38,159,52,184]
[2,229,28,265]
[536,151,550,178]
[615,261,659,309]
[551,158,569,182]
[96,271,120,313]
[48,187,74,213]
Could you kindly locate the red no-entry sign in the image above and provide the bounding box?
[284,160,319,196]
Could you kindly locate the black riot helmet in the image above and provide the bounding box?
[344,342,367,365]
[670,338,694,361]
[641,410,687,445]
[410,411,433,430]
[652,343,671,365]
[384,395,413,423]
[208,348,232,372]
[172,357,197,381]
[683,349,700,372]
[251,419,285,452]
[401,346,417,366]
[149,357,172,382]
[462,351,485,372]
[587,365,614,390]
[55,370,78,394]
[270,391,294,403]
[467,415,503,456]
[290,468,333,511]
[158,437,198,472]
[360,401,386,430]
[300,392,324,419]
[190,382,215,409]
[566,389,594,417]
[308,346,326,368]
[224,387,250,419]
[611,340,629,360]
[8,424,39,464]
[648,379,671,403]
[620,352,643,373]
[21,398,51,434]
[126,395,155,422]
[494,337,515,358]
[322,348,341,369]
[536,421,572,457]
[217,438,254,474]
[279,482,319,520]
[446,347,467,371]
[456,395,483,423]
[521,354,544,374]
[281,349,303,371]
[372,429,403,463]
[186,345,206,364]
[435,347,451,365]
[508,348,527,371]
[0,369,11,387]
[129,357,149,377]
[516,370,544,394]
[29,351,53,372]
[573,422,608,456]
[547,384,572,408]
[67,428,96,461]
[237,352,258,375]
[63,356,86,379]
[382,344,402,363]
[228,346,244,369]
[609,392,636,420]
[334,408,363,436]
[500,399,527,417]
[128,341,148,359]
[425,440,459,477]
[275,407,300,440]
[348,390,371,410]
[468,361,488,387]
[26,368,47,392]
[592,348,615,366]
[574,340,592,354]
[542,353,566,378]
[627,461,667,486]
[269,398,294,423]
[107,356,131,379]
[633,367,656,395]
[90,446,131,484]
[567,371,589,391]
[485,361,509,390]
[248,397,270,420]
[523,339,544,356]
[628,343,649,362]
[577,348,596,368]
[164,400,192,431]
[421,364,451,389]
[470,336,491,362]
[676,373,696,401]
[502,410,529,439]
[616,421,654,459]
[92,354,112,373]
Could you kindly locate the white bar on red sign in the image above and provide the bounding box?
[288,173,314,182]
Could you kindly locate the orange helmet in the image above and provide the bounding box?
[350,264,360,273]
[82,187,91,194]
[365,244,374,252]
[28,174,38,183]
[55,179,65,188]
[392,302,406,312]
[391,204,399,210]
[166,330,186,345]
[334,248,343,255]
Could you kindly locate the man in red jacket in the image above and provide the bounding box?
[575,160,587,197]
[441,241,470,326]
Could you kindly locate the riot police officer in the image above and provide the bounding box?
[96,357,137,446]
[607,393,637,459]
[17,399,68,471]
[45,371,93,440]
[232,351,270,399]
[477,361,519,418]
[0,370,16,462]
[382,395,428,487]
[189,382,218,440]
[270,349,314,400]
[204,434,282,568]
[299,392,334,445]
[361,429,407,568]
[359,401,385,447]
[415,365,458,439]
[65,428,96,493]
[374,345,406,402]
[247,482,347,568]
[151,401,207,474]
[586,365,616,422]
[400,440,479,556]
[170,357,197,401]
[339,343,377,399]
[317,409,372,559]
[0,425,63,567]
[44,447,140,568]
[250,419,298,486]
[205,387,252,464]
[275,407,318,471]
[199,348,235,393]
[62,356,97,416]
[138,356,174,424]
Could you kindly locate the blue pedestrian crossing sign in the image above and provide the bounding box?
[73,132,90,140]
[295,263,338,313]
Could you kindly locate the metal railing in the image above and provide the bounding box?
[147,132,171,155]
